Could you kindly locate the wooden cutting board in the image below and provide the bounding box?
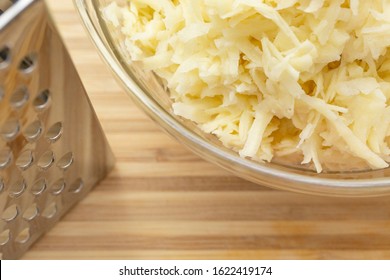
[23,0,390,260]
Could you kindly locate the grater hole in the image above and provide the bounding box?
[0,46,10,68]
[19,53,37,73]
[15,227,30,244]
[50,178,65,196]
[0,147,13,169]
[0,229,10,246]
[37,150,55,170]
[69,178,84,193]
[16,149,34,171]
[42,202,57,219]
[1,204,18,222]
[33,89,51,111]
[57,152,73,171]
[31,178,47,196]
[23,203,39,221]
[46,122,62,143]
[23,120,42,142]
[9,179,26,198]
[0,118,20,141]
[9,87,29,109]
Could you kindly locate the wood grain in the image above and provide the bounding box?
[22,0,390,260]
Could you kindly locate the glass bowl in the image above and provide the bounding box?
[74,0,390,197]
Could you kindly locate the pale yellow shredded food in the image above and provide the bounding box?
[104,0,390,172]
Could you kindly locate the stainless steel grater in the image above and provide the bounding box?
[0,0,115,259]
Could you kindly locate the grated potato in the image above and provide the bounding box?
[104,0,390,172]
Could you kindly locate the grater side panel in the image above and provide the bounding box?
[0,0,115,259]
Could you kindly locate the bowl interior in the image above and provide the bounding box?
[75,0,390,196]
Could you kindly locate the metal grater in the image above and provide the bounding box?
[0,0,115,259]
